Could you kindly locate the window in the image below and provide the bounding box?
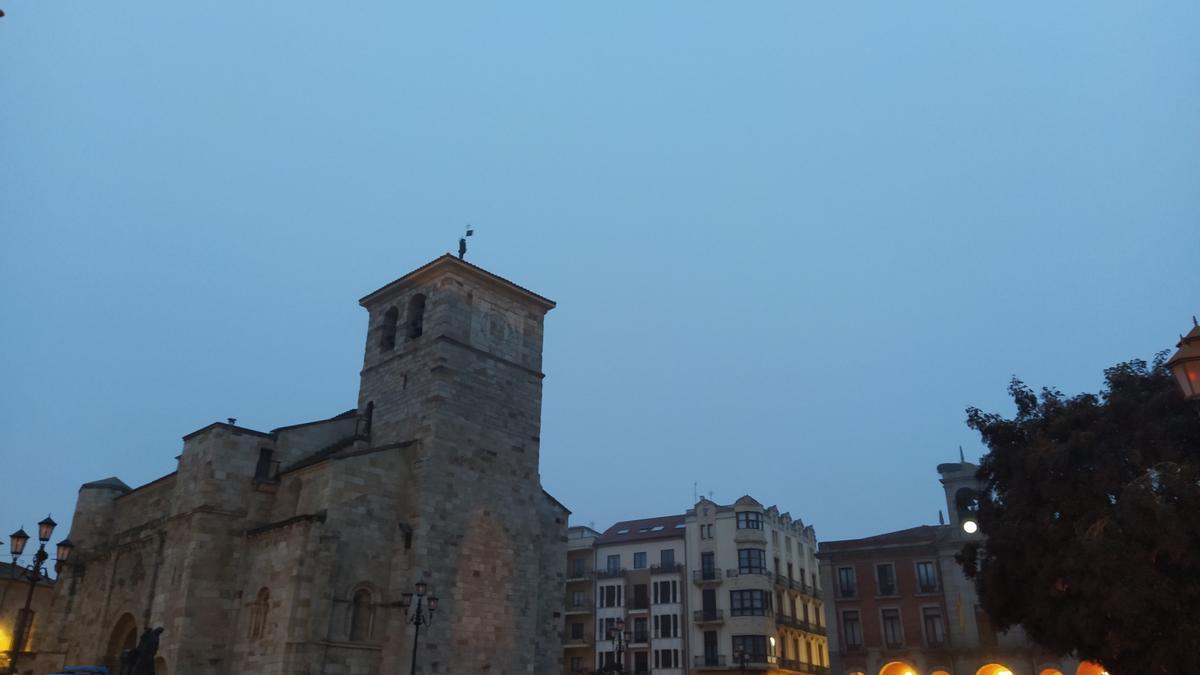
[607,554,621,572]
[633,616,648,642]
[653,580,678,604]
[633,552,647,569]
[738,548,766,574]
[571,558,586,578]
[601,617,616,640]
[653,613,680,638]
[916,561,939,593]
[875,563,897,596]
[349,588,373,641]
[570,656,582,672]
[922,606,945,644]
[250,587,270,639]
[731,635,768,662]
[700,552,717,580]
[600,584,622,608]
[405,294,426,339]
[836,566,856,597]
[254,448,276,482]
[841,610,863,647]
[881,608,903,646]
[736,511,763,529]
[659,548,675,568]
[730,589,769,616]
[706,523,714,539]
[632,584,649,609]
[380,307,399,350]
[653,649,680,668]
[571,622,584,639]
[571,590,585,608]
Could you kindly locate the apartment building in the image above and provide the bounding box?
[593,515,690,674]
[565,525,602,675]
[686,496,829,675]
[818,461,1090,675]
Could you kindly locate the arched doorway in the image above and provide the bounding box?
[880,661,919,675]
[977,665,1015,675]
[104,613,138,670]
[1076,663,1108,675]
[1039,668,1065,675]
[154,656,167,674]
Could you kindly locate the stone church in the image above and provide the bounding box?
[35,255,568,674]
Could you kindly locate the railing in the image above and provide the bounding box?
[594,567,626,579]
[776,614,801,628]
[729,607,773,617]
[566,570,592,582]
[726,568,773,579]
[629,599,650,611]
[693,569,724,583]
[884,641,905,650]
[694,655,727,667]
[693,609,725,622]
[837,587,856,599]
[563,634,594,646]
[878,584,897,596]
[918,583,940,593]
[565,598,593,612]
[780,659,801,671]
[811,666,831,675]
[651,562,684,573]
[632,631,650,643]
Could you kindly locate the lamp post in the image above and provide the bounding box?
[1166,316,1200,408]
[607,618,629,673]
[397,582,437,675]
[6,516,73,675]
[733,645,751,675]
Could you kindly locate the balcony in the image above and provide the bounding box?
[693,609,725,624]
[693,569,724,585]
[594,567,626,579]
[564,599,593,614]
[776,614,801,629]
[566,571,592,583]
[650,562,684,574]
[918,583,940,594]
[632,631,650,644]
[628,600,650,613]
[563,634,594,647]
[726,568,774,580]
[694,655,727,668]
[734,528,768,544]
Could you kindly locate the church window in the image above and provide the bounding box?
[380,307,399,351]
[349,588,373,641]
[406,294,426,339]
[250,587,270,639]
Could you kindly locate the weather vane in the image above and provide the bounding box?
[458,225,474,260]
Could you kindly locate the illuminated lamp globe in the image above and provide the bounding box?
[1166,317,1200,402]
[962,519,979,534]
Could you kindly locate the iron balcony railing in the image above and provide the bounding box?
[693,609,725,622]
[650,562,684,574]
[726,568,774,579]
[632,631,650,643]
[594,567,627,579]
[694,655,727,667]
[693,569,724,583]
[565,598,593,612]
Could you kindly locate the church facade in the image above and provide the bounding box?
[35,255,568,674]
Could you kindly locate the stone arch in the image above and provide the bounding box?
[405,294,426,339]
[104,612,138,670]
[880,661,918,675]
[381,307,399,350]
[1039,669,1065,675]
[932,670,951,675]
[250,587,270,639]
[348,585,376,642]
[1076,663,1108,675]
[450,510,515,672]
[977,664,1016,675]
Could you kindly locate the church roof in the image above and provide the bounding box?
[80,477,131,492]
[359,254,556,311]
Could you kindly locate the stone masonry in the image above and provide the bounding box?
[34,255,568,675]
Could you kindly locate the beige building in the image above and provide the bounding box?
[686,496,828,674]
[564,525,601,674]
[1,561,55,673]
[32,255,568,675]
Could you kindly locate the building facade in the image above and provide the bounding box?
[818,461,1089,675]
[33,255,568,675]
[565,525,601,674]
[686,496,828,675]
[1,561,55,673]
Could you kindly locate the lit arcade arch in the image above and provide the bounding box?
[977,664,1016,675]
[880,662,919,675]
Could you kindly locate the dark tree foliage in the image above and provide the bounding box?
[960,356,1200,675]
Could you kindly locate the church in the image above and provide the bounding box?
[34,255,568,674]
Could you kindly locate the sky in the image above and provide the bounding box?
[1,1,1197,554]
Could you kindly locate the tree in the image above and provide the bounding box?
[960,355,1200,675]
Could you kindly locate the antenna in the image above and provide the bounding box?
[693,482,698,504]
[938,510,945,525]
[959,445,965,463]
[458,224,475,260]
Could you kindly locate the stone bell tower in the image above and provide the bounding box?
[356,254,566,674]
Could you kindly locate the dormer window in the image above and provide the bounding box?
[406,294,426,339]
[380,307,399,351]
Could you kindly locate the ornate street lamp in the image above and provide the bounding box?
[6,516,73,674]
[606,618,629,672]
[1166,317,1200,403]
[398,582,437,675]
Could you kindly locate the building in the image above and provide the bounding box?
[34,255,568,675]
[818,461,1089,675]
[564,525,601,674]
[1,561,55,673]
[686,496,828,675]
[593,514,690,674]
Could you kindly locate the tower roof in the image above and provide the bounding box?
[359,254,555,311]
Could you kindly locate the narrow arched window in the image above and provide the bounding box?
[349,589,373,641]
[406,294,426,339]
[380,307,399,351]
[250,587,270,639]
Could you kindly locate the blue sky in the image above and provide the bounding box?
[1,1,1197,549]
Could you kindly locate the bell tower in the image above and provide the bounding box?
[356,254,562,673]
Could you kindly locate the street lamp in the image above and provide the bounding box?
[397,582,437,675]
[7,516,73,674]
[1166,317,1200,404]
[607,618,629,672]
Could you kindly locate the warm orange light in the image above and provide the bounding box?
[879,662,918,675]
[1076,664,1108,675]
[977,665,1015,675]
